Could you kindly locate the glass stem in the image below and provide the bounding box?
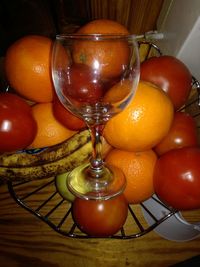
[88,124,105,177]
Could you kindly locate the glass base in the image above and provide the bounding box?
[67,162,126,200]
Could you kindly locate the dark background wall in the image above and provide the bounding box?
[0,0,164,56]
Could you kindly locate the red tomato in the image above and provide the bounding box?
[0,92,32,113]
[154,111,198,156]
[154,147,200,211]
[140,56,192,110]
[0,93,37,152]
[52,96,86,131]
[63,63,103,103]
[72,194,128,237]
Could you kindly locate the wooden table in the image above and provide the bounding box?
[0,181,200,267]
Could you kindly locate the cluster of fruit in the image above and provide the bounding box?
[0,19,129,182]
[0,34,88,153]
[0,32,97,182]
[55,21,200,237]
[104,54,199,212]
[1,18,200,238]
[60,52,200,238]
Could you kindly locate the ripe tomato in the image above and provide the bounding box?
[140,55,192,110]
[154,111,198,156]
[0,93,37,152]
[154,147,200,211]
[63,63,103,103]
[52,96,86,131]
[72,194,128,237]
[0,92,33,113]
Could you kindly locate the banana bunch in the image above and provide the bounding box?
[0,130,92,182]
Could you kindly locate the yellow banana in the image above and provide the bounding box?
[0,130,90,167]
[0,141,92,182]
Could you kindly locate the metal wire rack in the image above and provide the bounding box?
[6,41,200,239]
[7,177,177,239]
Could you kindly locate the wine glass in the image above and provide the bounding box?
[51,34,140,200]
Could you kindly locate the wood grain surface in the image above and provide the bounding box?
[89,0,164,34]
[0,182,200,267]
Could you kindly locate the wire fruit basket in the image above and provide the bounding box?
[6,41,200,239]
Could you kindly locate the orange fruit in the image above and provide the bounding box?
[104,81,174,151]
[5,35,54,103]
[29,102,76,149]
[76,19,130,34]
[101,136,113,159]
[103,79,133,104]
[105,148,157,204]
[73,19,130,79]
